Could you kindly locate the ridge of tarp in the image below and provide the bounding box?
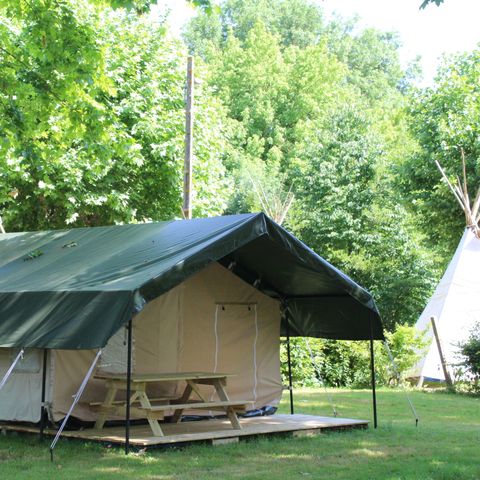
[0,213,383,349]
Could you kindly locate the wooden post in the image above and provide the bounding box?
[125,320,133,455]
[430,316,454,389]
[183,56,194,220]
[370,317,378,429]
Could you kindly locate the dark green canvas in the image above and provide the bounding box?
[0,213,383,348]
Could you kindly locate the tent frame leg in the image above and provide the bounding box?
[0,348,24,391]
[285,314,294,415]
[369,317,378,429]
[125,319,133,455]
[39,349,48,441]
[50,349,102,461]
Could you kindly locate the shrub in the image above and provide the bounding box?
[457,322,480,392]
[280,324,427,388]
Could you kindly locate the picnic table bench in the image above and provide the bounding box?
[92,372,251,437]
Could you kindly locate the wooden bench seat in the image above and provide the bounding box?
[138,400,252,433]
[89,396,177,407]
[138,400,251,413]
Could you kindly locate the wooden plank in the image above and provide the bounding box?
[94,385,117,430]
[136,401,251,412]
[90,396,177,407]
[95,405,165,420]
[94,372,232,383]
[0,414,369,447]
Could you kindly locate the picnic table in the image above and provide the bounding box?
[92,372,251,437]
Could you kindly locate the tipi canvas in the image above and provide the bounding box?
[413,227,480,383]
[413,155,480,385]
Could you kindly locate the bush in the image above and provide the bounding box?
[280,324,427,388]
[457,322,480,392]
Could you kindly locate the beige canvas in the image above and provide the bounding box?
[0,348,44,422]
[44,262,282,422]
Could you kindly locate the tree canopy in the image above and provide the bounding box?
[0,0,230,230]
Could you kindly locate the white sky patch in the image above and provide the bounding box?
[320,0,480,85]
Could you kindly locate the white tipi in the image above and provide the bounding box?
[413,157,480,385]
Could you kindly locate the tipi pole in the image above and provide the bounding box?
[285,314,295,415]
[430,316,454,389]
[125,319,133,455]
[369,317,378,429]
[39,349,48,441]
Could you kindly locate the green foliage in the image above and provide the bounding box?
[399,48,480,258]
[381,324,429,383]
[184,0,325,56]
[186,0,438,330]
[281,325,427,388]
[458,322,480,391]
[289,107,437,329]
[420,0,444,8]
[0,1,230,230]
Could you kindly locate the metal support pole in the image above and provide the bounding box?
[39,349,48,441]
[285,314,294,415]
[369,317,378,429]
[50,349,102,461]
[0,348,24,391]
[125,319,133,455]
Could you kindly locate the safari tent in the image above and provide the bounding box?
[0,213,383,447]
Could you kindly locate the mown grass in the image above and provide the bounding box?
[0,388,479,479]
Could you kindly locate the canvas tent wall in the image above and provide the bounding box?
[412,227,480,383]
[0,213,383,424]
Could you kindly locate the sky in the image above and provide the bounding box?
[153,0,480,86]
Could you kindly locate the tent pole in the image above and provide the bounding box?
[50,349,102,461]
[39,349,48,441]
[125,319,133,455]
[369,317,378,429]
[285,313,294,415]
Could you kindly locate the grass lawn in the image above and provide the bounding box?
[0,388,479,479]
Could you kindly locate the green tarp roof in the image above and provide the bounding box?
[0,213,383,349]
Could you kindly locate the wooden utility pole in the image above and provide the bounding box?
[183,56,194,220]
[430,316,454,389]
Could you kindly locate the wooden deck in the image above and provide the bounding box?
[0,414,368,447]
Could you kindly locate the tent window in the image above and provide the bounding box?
[9,348,41,374]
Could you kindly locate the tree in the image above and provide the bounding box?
[289,107,437,329]
[184,0,325,56]
[399,48,480,257]
[0,1,230,230]
[185,0,437,329]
